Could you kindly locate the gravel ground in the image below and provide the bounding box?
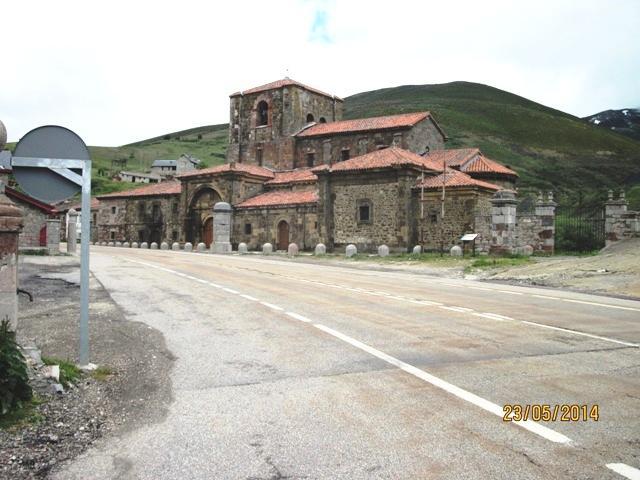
[0,255,174,480]
[479,238,640,299]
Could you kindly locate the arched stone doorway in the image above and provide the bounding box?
[277,220,289,250]
[187,187,221,246]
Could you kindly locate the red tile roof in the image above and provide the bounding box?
[5,186,57,214]
[177,163,275,180]
[235,190,318,209]
[462,155,518,176]
[315,147,442,174]
[265,168,318,186]
[297,112,431,138]
[231,78,342,101]
[97,181,181,199]
[415,169,500,191]
[426,148,518,177]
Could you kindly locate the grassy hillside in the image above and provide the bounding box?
[87,123,228,194]
[344,82,640,208]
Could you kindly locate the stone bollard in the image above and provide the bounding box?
[521,245,534,257]
[100,241,107,246]
[196,242,206,252]
[238,242,248,254]
[412,245,422,255]
[262,243,273,255]
[287,243,299,257]
[150,242,158,249]
[131,242,139,248]
[160,242,169,250]
[378,245,389,257]
[140,242,148,249]
[67,208,79,254]
[314,243,326,255]
[184,242,193,252]
[123,242,130,248]
[450,245,463,257]
[115,241,122,247]
[0,183,24,330]
[108,242,115,247]
[172,242,180,251]
[345,244,357,258]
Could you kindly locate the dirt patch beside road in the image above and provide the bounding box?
[479,238,640,299]
[0,255,174,479]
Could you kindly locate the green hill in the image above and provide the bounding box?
[343,81,640,208]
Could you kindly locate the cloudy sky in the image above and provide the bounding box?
[2,0,639,146]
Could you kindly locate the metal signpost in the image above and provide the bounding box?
[11,126,92,366]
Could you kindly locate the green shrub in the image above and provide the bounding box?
[0,317,32,415]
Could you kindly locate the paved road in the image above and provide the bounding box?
[54,247,640,480]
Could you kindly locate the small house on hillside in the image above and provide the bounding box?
[151,154,200,177]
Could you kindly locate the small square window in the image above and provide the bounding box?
[256,148,263,166]
[110,231,115,240]
[430,214,438,223]
[341,149,350,161]
[111,206,117,214]
[245,223,252,235]
[358,204,370,222]
[306,152,315,167]
[172,231,178,241]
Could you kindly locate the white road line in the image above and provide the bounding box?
[121,257,638,348]
[260,301,284,311]
[498,290,523,295]
[532,294,558,300]
[221,287,239,294]
[313,323,572,445]
[562,298,640,312]
[285,311,312,323]
[440,306,474,313]
[606,463,640,480]
[521,321,639,348]
[473,313,511,322]
[240,294,259,301]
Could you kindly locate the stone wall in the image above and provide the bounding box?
[293,118,445,169]
[415,189,493,251]
[233,205,319,251]
[14,199,48,248]
[96,195,181,244]
[329,172,411,251]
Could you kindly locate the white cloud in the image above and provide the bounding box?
[2,0,639,145]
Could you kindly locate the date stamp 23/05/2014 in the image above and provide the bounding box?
[503,404,599,422]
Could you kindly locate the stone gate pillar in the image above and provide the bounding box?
[46,217,60,255]
[212,202,232,254]
[0,181,24,330]
[605,189,629,246]
[67,208,79,254]
[535,191,557,254]
[490,190,517,254]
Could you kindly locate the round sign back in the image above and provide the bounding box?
[13,125,90,203]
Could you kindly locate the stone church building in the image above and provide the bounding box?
[96,78,519,252]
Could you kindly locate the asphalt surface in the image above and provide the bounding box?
[52,247,640,480]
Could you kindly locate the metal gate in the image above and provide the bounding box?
[555,207,605,252]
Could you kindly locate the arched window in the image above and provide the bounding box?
[257,101,269,126]
[318,117,327,123]
[306,113,315,123]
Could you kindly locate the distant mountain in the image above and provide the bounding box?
[583,108,640,141]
